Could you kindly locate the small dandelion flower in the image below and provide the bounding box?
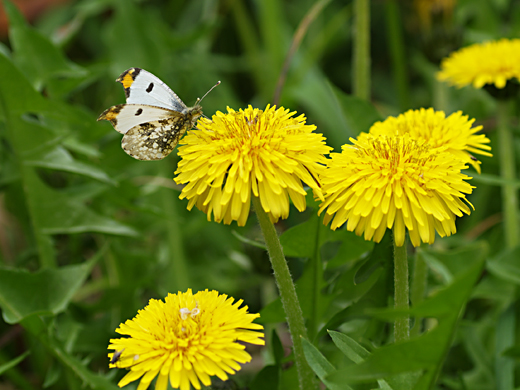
[174,105,331,225]
[437,38,520,89]
[108,289,264,390]
[364,108,492,173]
[319,134,475,247]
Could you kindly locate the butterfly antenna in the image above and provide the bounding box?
[196,81,221,105]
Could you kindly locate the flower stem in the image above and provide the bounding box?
[353,0,370,100]
[252,196,315,390]
[385,0,410,111]
[497,100,519,249]
[161,160,190,292]
[410,250,427,338]
[393,231,409,342]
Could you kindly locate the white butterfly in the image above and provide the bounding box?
[98,68,218,160]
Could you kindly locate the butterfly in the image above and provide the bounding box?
[98,68,219,160]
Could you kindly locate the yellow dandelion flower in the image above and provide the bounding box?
[437,38,520,89]
[319,134,474,247]
[174,105,331,225]
[364,108,492,173]
[108,289,264,390]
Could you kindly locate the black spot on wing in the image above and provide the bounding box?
[135,108,143,116]
[146,83,154,93]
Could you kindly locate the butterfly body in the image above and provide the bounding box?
[98,68,203,160]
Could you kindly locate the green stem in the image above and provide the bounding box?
[497,100,519,248]
[353,0,370,100]
[308,215,323,341]
[385,0,410,111]
[252,196,315,390]
[495,304,515,390]
[393,232,409,342]
[162,161,190,291]
[433,78,448,112]
[410,250,427,338]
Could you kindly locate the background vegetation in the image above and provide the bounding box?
[0,0,519,389]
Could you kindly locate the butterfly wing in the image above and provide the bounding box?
[97,104,178,134]
[121,114,191,160]
[117,68,187,112]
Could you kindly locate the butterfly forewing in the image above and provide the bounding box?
[117,68,186,111]
[98,68,207,161]
[98,104,178,134]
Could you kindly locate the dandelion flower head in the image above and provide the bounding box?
[108,289,264,390]
[437,38,520,89]
[364,108,492,173]
[174,105,331,225]
[319,134,474,247]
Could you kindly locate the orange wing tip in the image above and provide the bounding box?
[116,68,142,88]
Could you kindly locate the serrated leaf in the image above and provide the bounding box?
[326,258,485,388]
[4,0,87,91]
[0,51,50,115]
[26,146,115,184]
[0,256,97,324]
[30,173,136,236]
[328,331,370,364]
[0,351,30,375]
[280,214,333,257]
[22,316,119,390]
[327,332,396,390]
[486,246,520,285]
[302,338,350,390]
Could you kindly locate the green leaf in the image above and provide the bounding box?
[0,351,30,375]
[293,74,381,150]
[4,0,86,91]
[28,170,136,236]
[26,146,115,184]
[327,332,396,390]
[328,331,370,364]
[250,365,280,390]
[22,316,119,390]
[0,51,50,115]
[272,329,285,366]
[302,338,351,390]
[326,257,485,387]
[280,214,332,258]
[0,256,98,324]
[486,245,520,285]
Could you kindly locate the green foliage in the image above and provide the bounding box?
[0,0,519,389]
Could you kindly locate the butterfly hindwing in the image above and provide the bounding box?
[97,104,177,134]
[98,68,207,160]
[121,115,191,161]
[117,68,187,112]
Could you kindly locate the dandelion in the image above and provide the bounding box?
[319,134,474,247]
[108,289,264,390]
[174,105,331,225]
[364,108,492,173]
[437,38,520,89]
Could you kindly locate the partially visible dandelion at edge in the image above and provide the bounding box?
[174,105,332,226]
[108,289,264,390]
[437,38,520,89]
[363,108,492,173]
[319,134,475,247]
